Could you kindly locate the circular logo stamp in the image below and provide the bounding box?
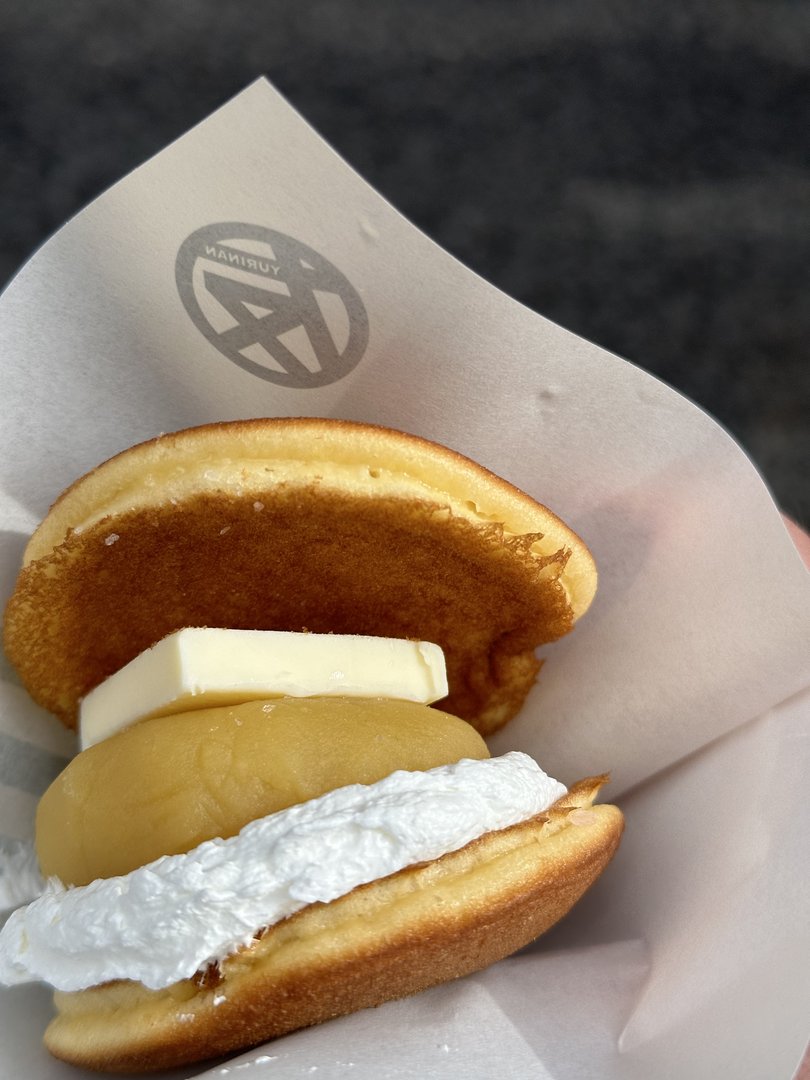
[176,223,369,388]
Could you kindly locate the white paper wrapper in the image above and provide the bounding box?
[0,78,808,1079]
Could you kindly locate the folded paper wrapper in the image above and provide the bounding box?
[0,79,808,1080]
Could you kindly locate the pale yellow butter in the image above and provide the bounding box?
[79,629,449,750]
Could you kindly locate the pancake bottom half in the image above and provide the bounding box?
[45,778,623,1074]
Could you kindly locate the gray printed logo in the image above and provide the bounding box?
[176,223,369,387]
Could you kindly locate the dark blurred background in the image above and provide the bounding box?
[1,0,807,526]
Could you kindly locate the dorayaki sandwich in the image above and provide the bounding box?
[0,417,623,1073]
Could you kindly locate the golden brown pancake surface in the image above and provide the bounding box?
[43,777,623,1074]
[4,418,597,734]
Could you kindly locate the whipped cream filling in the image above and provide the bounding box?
[0,752,565,993]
